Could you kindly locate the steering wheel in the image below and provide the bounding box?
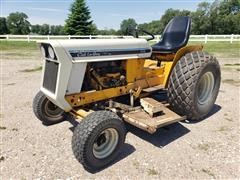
[126,27,155,41]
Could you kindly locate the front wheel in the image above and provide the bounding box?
[32,91,66,125]
[168,51,221,120]
[72,110,126,172]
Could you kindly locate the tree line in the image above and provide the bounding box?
[0,0,239,35]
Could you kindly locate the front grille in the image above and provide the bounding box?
[43,60,59,93]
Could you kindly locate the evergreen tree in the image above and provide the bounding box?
[0,17,9,34]
[64,0,93,35]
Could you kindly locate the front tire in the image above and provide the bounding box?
[33,91,66,125]
[168,51,221,120]
[72,110,126,172]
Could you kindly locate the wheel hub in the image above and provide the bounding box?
[93,128,119,159]
[44,100,63,119]
[197,72,215,105]
[96,133,107,146]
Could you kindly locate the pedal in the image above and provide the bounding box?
[140,97,163,117]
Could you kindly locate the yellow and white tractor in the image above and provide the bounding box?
[33,16,221,172]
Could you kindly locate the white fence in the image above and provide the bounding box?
[0,34,239,43]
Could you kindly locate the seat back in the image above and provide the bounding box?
[161,16,191,50]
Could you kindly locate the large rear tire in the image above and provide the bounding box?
[33,91,66,125]
[72,110,126,172]
[168,51,221,120]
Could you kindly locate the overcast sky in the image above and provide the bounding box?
[1,0,214,29]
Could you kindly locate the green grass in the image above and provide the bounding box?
[0,41,39,59]
[20,66,42,72]
[197,143,210,151]
[201,168,215,178]
[147,168,158,176]
[0,41,38,51]
[0,40,239,58]
[150,41,240,58]
[190,42,240,58]
[224,63,240,66]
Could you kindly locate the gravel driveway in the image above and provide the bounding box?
[1,53,239,179]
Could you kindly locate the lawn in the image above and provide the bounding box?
[0,41,39,59]
[191,42,240,58]
[0,40,239,59]
[0,41,38,51]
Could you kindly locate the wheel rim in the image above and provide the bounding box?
[44,100,63,120]
[197,72,215,105]
[93,128,119,159]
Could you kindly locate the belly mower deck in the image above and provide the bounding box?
[123,97,185,133]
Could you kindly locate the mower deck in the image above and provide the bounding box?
[123,98,185,133]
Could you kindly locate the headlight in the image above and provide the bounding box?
[48,46,55,59]
[40,46,46,58]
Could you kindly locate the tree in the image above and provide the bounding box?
[51,25,66,35]
[65,0,93,35]
[31,24,41,34]
[120,18,137,35]
[212,0,240,34]
[138,20,162,35]
[190,0,240,34]
[160,9,191,32]
[191,2,211,34]
[7,12,31,34]
[39,24,50,35]
[0,17,9,34]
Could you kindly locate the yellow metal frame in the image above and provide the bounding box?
[65,45,203,109]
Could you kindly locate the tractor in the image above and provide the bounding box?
[33,16,221,172]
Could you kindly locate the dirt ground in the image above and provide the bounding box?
[1,52,240,179]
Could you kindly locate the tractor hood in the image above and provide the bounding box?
[37,38,152,111]
[37,39,152,62]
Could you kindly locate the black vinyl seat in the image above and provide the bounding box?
[152,16,191,53]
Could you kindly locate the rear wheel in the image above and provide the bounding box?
[33,91,66,125]
[72,110,126,172]
[168,51,221,120]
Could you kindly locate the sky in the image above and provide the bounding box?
[0,0,214,30]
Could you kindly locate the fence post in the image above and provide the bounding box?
[89,35,92,39]
[204,34,208,44]
[27,35,30,43]
[230,34,234,43]
[6,35,9,40]
[47,35,50,40]
[68,35,71,39]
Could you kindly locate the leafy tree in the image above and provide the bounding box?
[31,24,41,34]
[138,20,162,35]
[160,9,191,32]
[39,24,50,35]
[90,23,98,35]
[0,17,9,34]
[120,18,137,35]
[7,12,31,34]
[31,24,65,35]
[213,0,240,34]
[65,0,93,35]
[191,2,211,34]
[137,9,190,35]
[51,25,66,35]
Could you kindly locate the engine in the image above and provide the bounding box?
[81,61,127,91]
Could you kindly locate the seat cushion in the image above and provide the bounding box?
[152,42,177,53]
